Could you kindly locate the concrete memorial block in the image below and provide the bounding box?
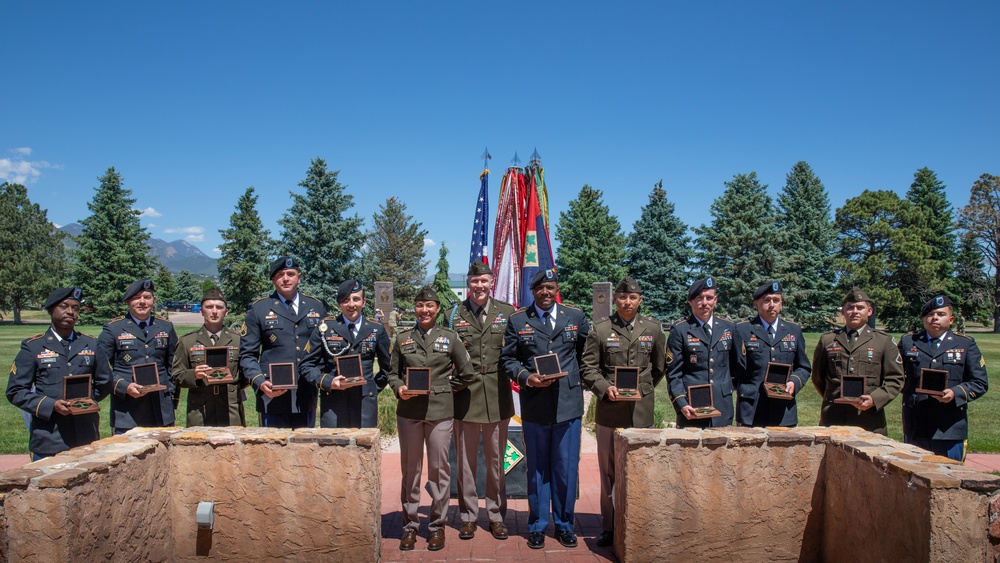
[374,281,393,316]
[593,281,612,323]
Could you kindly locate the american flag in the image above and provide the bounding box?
[469,164,490,266]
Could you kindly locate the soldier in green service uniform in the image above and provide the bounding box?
[444,261,516,541]
[389,286,475,552]
[581,276,666,548]
[812,286,904,435]
[172,287,246,426]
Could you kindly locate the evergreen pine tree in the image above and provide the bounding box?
[153,265,178,302]
[957,173,1000,332]
[218,187,273,315]
[175,270,202,302]
[624,180,692,322]
[366,197,428,311]
[0,182,67,324]
[953,231,992,327]
[899,167,957,318]
[776,162,838,329]
[431,243,458,311]
[835,189,931,330]
[277,158,364,304]
[72,168,157,323]
[554,185,627,317]
[694,172,785,320]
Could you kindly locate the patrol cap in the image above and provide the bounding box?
[42,287,83,311]
[414,285,440,303]
[921,295,954,317]
[468,261,492,276]
[337,279,363,304]
[269,256,301,279]
[842,286,871,304]
[529,269,558,290]
[753,281,783,301]
[123,279,154,302]
[615,276,641,295]
[688,277,717,301]
[201,287,226,305]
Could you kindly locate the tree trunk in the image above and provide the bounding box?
[12,302,21,325]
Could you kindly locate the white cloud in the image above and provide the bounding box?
[424,238,435,247]
[0,153,60,184]
[138,207,162,218]
[164,226,206,235]
[212,247,221,255]
[185,234,205,243]
[53,222,61,228]
[147,223,157,228]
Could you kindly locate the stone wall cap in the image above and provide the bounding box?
[34,468,89,489]
[0,468,44,488]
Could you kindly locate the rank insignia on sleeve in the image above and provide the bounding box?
[305,341,311,353]
[9,362,15,376]
[240,322,247,337]
[665,350,673,364]
[981,356,987,368]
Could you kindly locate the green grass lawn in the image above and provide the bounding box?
[3,323,1000,454]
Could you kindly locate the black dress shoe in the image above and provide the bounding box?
[596,530,613,547]
[527,532,545,549]
[556,530,578,547]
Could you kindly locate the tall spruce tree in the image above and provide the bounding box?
[957,173,1000,332]
[554,185,627,317]
[153,265,178,302]
[366,197,428,311]
[835,189,931,330]
[218,187,273,315]
[277,158,364,304]
[0,182,67,323]
[174,270,202,302]
[953,231,992,327]
[431,243,458,311]
[694,172,785,320]
[73,168,157,323]
[624,180,692,322]
[900,167,957,317]
[776,162,838,329]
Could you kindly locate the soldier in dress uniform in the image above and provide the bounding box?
[898,295,988,461]
[444,261,516,541]
[812,286,904,435]
[581,276,666,548]
[171,287,246,426]
[388,286,474,552]
[97,279,179,433]
[7,288,110,460]
[500,268,590,551]
[732,281,812,427]
[667,276,736,427]
[300,279,391,428]
[239,257,326,429]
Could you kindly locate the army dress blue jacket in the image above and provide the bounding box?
[7,327,111,456]
[667,315,736,427]
[732,316,811,427]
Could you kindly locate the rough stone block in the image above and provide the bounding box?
[171,431,208,446]
[766,432,813,446]
[910,471,962,489]
[207,433,237,447]
[35,468,89,488]
[618,429,664,449]
[0,469,43,488]
[661,428,700,447]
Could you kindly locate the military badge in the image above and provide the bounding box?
[319,322,327,333]
[240,322,247,337]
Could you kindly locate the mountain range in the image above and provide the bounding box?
[58,223,218,276]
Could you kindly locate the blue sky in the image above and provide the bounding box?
[3,2,998,275]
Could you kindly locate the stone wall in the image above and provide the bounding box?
[0,427,381,562]
[615,426,1000,563]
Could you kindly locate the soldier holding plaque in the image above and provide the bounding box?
[388,286,474,552]
[444,261,516,541]
[7,288,110,460]
[301,279,391,428]
[500,269,590,550]
[239,257,326,429]
[732,281,812,427]
[581,276,666,548]
[171,288,246,426]
[667,277,736,428]
[97,279,179,433]
[812,287,904,435]
[898,295,988,461]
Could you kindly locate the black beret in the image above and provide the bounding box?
[615,276,641,294]
[269,256,301,279]
[337,279,363,304]
[123,279,154,302]
[688,277,717,301]
[843,286,870,304]
[753,281,783,301]
[921,295,954,317]
[42,287,83,311]
[529,268,558,290]
[468,261,492,276]
[414,285,440,303]
[201,287,226,305]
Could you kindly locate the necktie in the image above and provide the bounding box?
[209,333,218,346]
[139,320,148,336]
[349,323,358,340]
[849,330,857,345]
[704,322,712,340]
[285,299,296,316]
[543,311,554,330]
[64,334,73,352]
[768,325,776,340]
